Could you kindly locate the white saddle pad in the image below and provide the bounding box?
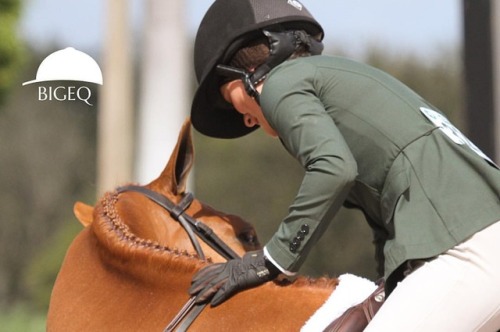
[301,273,377,332]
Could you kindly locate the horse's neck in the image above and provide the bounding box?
[48,226,199,331]
[50,225,336,332]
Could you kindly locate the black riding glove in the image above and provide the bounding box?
[189,250,280,306]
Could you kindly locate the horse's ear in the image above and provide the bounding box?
[150,118,194,195]
[74,202,94,227]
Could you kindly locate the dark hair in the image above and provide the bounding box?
[228,30,319,71]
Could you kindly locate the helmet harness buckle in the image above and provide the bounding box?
[216,65,262,104]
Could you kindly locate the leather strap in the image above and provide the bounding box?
[117,185,240,260]
[169,302,206,332]
[323,281,385,332]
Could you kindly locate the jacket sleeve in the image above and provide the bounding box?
[260,61,358,273]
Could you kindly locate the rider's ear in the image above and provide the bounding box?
[149,118,194,196]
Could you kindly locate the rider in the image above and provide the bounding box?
[188,0,500,330]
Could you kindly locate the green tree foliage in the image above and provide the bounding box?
[24,221,81,311]
[0,54,97,310]
[0,0,24,105]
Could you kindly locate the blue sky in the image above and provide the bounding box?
[20,0,461,59]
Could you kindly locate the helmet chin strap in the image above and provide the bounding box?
[216,29,324,104]
[216,65,261,104]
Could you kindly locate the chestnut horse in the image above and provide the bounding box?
[47,120,339,331]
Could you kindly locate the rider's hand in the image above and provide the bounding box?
[189,250,280,306]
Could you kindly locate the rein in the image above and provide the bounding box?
[117,185,240,331]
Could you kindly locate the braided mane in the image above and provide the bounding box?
[91,191,208,276]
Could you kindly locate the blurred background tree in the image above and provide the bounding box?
[0,53,97,330]
[0,0,23,106]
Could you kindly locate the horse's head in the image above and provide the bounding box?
[74,119,260,267]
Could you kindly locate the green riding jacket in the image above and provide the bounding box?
[260,55,500,279]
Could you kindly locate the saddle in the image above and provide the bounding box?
[323,281,385,332]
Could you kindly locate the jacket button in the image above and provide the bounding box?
[300,224,310,235]
[289,243,298,253]
[292,237,301,246]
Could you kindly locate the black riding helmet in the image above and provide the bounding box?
[191,0,324,138]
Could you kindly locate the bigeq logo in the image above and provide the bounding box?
[22,47,103,106]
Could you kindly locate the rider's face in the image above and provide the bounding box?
[220,80,278,138]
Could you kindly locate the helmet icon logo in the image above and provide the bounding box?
[23,47,102,86]
[287,0,303,11]
[23,47,102,106]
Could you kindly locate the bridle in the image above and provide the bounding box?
[117,185,241,331]
[117,185,240,261]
